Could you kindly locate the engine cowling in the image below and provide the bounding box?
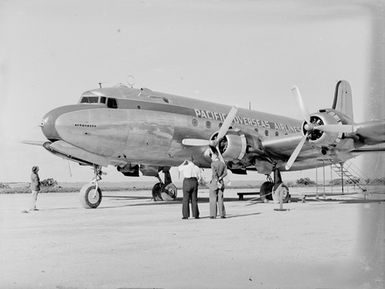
[303,109,349,147]
[211,132,247,161]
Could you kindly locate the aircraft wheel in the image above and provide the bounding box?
[260,181,274,201]
[272,183,290,203]
[152,182,164,201]
[161,183,178,201]
[80,183,102,209]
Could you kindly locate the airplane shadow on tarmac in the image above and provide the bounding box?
[98,196,250,210]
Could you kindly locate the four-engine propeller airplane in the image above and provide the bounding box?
[25,80,385,208]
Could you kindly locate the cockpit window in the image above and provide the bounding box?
[80,96,99,103]
[107,98,118,109]
[100,97,106,104]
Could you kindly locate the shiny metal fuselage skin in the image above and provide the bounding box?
[41,86,357,173]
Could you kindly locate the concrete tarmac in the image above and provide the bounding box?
[1,188,384,289]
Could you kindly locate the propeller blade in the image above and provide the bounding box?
[182,138,210,146]
[216,147,226,163]
[291,86,310,124]
[285,133,308,170]
[215,106,238,143]
[314,124,355,134]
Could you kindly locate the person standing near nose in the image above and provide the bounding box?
[30,166,41,211]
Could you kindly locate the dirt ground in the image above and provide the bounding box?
[0,188,384,289]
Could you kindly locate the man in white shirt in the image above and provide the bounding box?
[178,159,202,219]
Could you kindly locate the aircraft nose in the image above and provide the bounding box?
[41,109,61,142]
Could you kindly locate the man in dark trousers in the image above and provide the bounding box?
[178,158,202,219]
[30,165,41,211]
[209,152,228,218]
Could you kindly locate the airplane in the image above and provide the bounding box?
[25,80,385,208]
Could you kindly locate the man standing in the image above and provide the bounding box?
[178,158,202,219]
[30,166,41,211]
[209,152,227,219]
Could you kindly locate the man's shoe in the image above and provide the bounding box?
[195,217,200,219]
[210,216,215,219]
[221,216,226,218]
[182,217,188,219]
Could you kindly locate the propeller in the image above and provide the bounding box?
[313,124,356,134]
[285,133,308,170]
[181,139,210,146]
[182,106,238,147]
[286,86,357,170]
[182,106,238,162]
[291,86,310,124]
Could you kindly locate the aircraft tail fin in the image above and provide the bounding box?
[332,80,354,120]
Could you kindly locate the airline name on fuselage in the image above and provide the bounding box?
[194,108,300,133]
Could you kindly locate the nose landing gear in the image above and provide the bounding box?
[80,165,103,209]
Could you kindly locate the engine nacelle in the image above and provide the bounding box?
[216,133,247,161]
[303,109,350,147]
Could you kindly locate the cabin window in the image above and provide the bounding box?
[254,128,259,133]
[107,98,118,109]
[192,118,198,127]
[265,130,269,136]
[80,96,99,103]
[205,121,211,129]
[275,131,279,137]
[100,97,106,104]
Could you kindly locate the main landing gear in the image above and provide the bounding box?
[260,169,290,203]
[152,167,177,201]
[80,165,103,209]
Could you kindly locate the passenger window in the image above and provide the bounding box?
[107,98,118,109]
[206,121,211,129]
[265,130,269,136]
[275,131,279,136]
[192,118,198,127]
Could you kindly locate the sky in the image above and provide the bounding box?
[0,0,380,183]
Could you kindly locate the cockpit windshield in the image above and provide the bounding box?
[80,96,99,103]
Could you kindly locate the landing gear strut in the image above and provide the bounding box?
[80,165,103,209]
[260,169,290,203]
[152,167,177,201]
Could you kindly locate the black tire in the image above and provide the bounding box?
[260,181,274,201]
[152,182,164,201]
[80,183,102,209]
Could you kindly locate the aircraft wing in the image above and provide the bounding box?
[259,119,385,165]
[349,120,385,145]
[260,134,306,159]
